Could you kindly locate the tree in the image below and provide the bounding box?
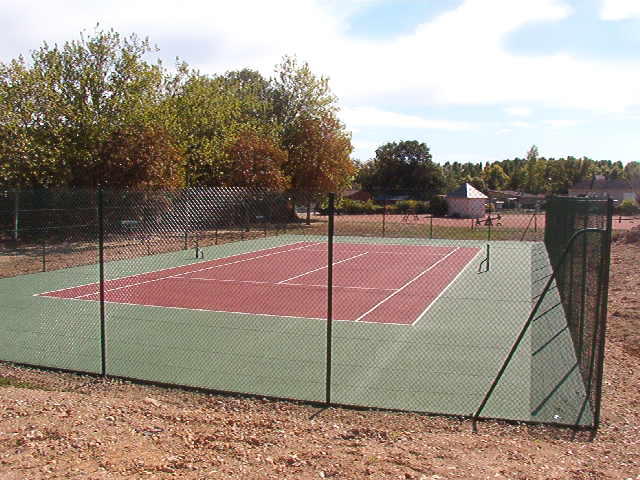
[162,72,246,186]
[221,131,289,190]
[96,125,182,189]
[270,55,354,216]
[286,111,355,221]
[483,163,510,190]
[524,145,546,194]
[361,140,446,198]
[624,161,640,200]
[271,55,338,148]
[0,28,168,188]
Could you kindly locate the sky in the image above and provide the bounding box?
[1,0,640,165]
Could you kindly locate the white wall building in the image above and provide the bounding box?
[446,183,487,218]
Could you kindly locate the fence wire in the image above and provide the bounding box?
[0,189,613,435]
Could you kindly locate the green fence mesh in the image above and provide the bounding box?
[0,189,613,435]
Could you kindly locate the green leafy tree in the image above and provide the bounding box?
[483,163,510,190]
[0,28,168,188]
[271,55,338,146]
[162,72,245,186]
[524,145,546,194]
[271,55,354,217]
[361,140,446,198]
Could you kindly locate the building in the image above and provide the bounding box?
[487,190,546,210]
[446,183,487,218]
[568,175,636,204]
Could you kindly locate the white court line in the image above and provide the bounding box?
[72,242,321,299]
[176,276,397,292]
[354,247,460,322]
[277,252,368,284]
[412,248,481,326]
[302,249,449,256]
[54,297,327,321]
[36,240,311,297]
[47,296,419,324]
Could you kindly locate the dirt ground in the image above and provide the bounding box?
[0,238,639,479]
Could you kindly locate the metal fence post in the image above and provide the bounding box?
[592,198,613,436]
[429,215,433,239]
[325,193,335,405]
[382,193,386,237]
[97,188,107,377]
[41,228,47,272]
[13,190,19,241]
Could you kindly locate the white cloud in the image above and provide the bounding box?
[511,121,531,128]
[5,0,640,114]
[505,107,532,117]
[543,119,579,127]
[600,0,640,20]
[496,128,513,135]
[3,0,640,127]
[341,106,474,130]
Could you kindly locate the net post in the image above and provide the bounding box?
[429,215,433,239]
[325,193,335,405]
[97,187,107,377]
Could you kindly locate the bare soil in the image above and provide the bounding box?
[0,241,639,479]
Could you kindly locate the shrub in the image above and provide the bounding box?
[394,200,429,214]
[363,199,383,214]
[428,196,448,216]
[615,200,640,216]
[340,198,365,214]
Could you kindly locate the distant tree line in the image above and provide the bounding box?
[0,29,355,196]
[357,141,640,198]
[2,29,638,201]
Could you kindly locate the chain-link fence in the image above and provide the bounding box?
[0,189,613,435]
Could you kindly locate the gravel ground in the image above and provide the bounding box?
[0,239,639,479]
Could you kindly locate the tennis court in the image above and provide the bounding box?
[37,241,479,325]
[1,190,613,433]
[0,233,591,426]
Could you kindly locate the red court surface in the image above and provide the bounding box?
[37,242,480,325]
